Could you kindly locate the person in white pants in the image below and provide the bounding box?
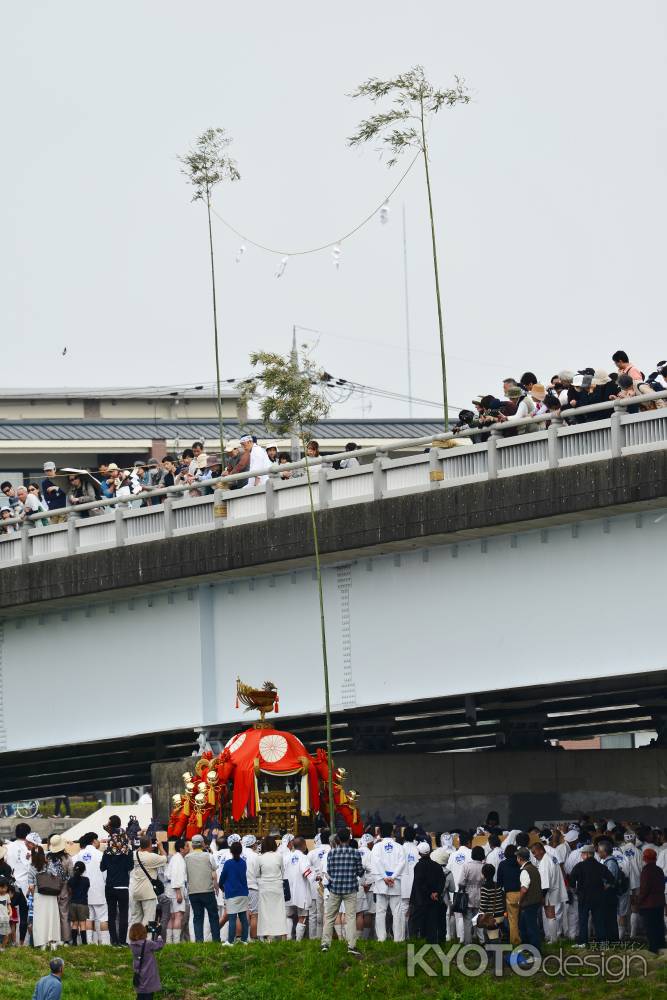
[445,833,472,943]
[371,824,405,942]
[398,831,419,941]
[71,834,110,945]
[307,832,331,939]
[532,842,568,943]
[165,839,188,942]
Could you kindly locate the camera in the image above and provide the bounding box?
[146,921,160,940]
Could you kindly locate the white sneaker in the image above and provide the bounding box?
[222,941,233,947]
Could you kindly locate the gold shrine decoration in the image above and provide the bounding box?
[236,677,279,723]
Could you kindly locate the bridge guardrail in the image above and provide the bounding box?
[1,390,667,568]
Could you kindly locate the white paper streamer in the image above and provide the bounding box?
[275,255,289,278]
[380,199,390,225]
[235,244,246,263]
[332,244,341,270]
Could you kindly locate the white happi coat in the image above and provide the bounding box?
[284,850,313,909]
[371,838,405,896]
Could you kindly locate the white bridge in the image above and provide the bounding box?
[1,394,667,568]
[1,392,667,793]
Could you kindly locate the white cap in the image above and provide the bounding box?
[26,832,43,846]
[241,834,256,848]
[564,830,579,844]
[227,833,241,844]
[417,841,431,855]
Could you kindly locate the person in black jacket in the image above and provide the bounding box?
[496,844,521,946]
[409,843,446,944]
[100,823,134,946]
[570,844,615,945]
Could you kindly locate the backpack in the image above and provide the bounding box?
[126,815,141,846]
[615,868,630,894]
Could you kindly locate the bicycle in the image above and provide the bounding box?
[0,799,40,819]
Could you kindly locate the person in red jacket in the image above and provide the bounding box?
[637,849,666,953]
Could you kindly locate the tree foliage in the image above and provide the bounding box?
[179,127,240,202]
[241,348,331,437]
[347,65,469,166]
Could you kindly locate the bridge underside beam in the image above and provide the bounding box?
[1,670,663,800]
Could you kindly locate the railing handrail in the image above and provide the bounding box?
[2,387,667,532]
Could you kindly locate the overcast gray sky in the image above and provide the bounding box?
[3,1,666,419]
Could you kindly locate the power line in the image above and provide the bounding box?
[209,152,421,257]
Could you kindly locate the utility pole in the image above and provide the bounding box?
[402,204,414,418]
[290,327,301,462]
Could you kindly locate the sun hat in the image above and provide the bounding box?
[530,384,547,401]
[49,834,67,853]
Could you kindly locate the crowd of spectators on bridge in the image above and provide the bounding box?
[0,439,363,532]
[451,350,667,438]
[1,810,666,964]
[1,345,665,533]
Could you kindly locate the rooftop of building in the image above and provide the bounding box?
[0,417,442,441]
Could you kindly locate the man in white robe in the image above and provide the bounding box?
[445,832,472,943]
[284,838,314,940]
[307,832,331,939]
[240,435,270,487]
[371,824,405,942]
[532,841,568,942]
[398,831,420,942]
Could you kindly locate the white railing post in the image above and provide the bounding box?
[163,497,174,538]
[264,476,276,519]
[213,487,227,526]
[428,447,444,487]
[20,524,30,564]
[318,463,331,509]
[373,452,387,501]
[610,404,623,458]
[547,418,562,470]
[114,507,127,547]
[487,430,500,479]
[67,514,78,555]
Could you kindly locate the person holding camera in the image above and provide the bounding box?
[129,837,166,929]
[129,922,163,1000]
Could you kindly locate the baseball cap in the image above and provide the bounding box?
[191,834,205,846]
[43,461,56,472]
[417,841,431,855]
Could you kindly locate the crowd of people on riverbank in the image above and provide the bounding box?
[1,812,666,960]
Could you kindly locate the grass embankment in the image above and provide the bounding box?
[2,940,666,1000]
